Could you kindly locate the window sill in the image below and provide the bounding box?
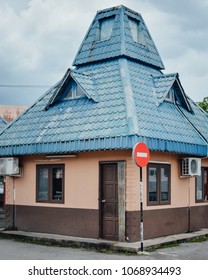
[147,202,171,207]
[36,200,64,204]
[195,200,208,203]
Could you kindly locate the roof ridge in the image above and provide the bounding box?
[119,58,139,135]
[97,5,142,17]
[71,71,99,102]
[153,72,178,79]
[187,95,208,117]
[152,72,178,106]
[96,5,123,13]
[176,104,208,145]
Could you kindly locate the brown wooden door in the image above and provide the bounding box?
[100,163,118,240]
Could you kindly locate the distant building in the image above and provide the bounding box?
[0,105,27,123]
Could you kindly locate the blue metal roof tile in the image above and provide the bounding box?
[0,117,7,132]
[180,98,208,141]
[0,6,207,157]
[73,6,164,69]
[127,60,207,148]
[153,73,177,105]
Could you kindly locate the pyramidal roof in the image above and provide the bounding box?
[73,5,164,69]
[0,6,207,157]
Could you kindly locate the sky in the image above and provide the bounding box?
[0,0,208,106]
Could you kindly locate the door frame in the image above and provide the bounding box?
[201,167,208,200]
[99,161,126,241]
[196,167,208,202]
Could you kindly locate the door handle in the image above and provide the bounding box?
[102,199,106,203]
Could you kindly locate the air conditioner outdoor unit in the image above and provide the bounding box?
[182,158,201,176]
[0,157,20,176]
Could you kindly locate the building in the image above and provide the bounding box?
[0,6,207,242]
[0,105,27,123]
[0,106,26,208]
[0,117,7,207]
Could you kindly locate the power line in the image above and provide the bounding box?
[0,84,51,88]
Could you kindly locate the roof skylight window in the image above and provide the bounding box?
[129,17,146,46]
[99,16,115,41]
[65,80,85,99]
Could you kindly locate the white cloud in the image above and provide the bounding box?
[165,49,208,101]
[0,0,207,105]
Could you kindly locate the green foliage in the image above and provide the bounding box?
[198,97,208,112]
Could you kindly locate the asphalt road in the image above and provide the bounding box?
[0,237,208,260]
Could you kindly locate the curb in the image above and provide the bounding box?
[0,230,138,254]
[1,229,208,255]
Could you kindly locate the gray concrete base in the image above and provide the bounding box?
[1,228,208,254]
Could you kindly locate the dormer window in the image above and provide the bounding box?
[154,74,193,113]
[99,16,115,41]
[129,17,146,46]
[65,80,85,99]
[165,87,175,102]
[45,69,99,110]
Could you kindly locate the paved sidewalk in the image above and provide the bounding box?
[0,228,208,254]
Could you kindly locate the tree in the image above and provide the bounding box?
[198,97,208,113]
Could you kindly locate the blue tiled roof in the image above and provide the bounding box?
[0,117,7,132]
[152,73,193,112]
[71,70,99,102]
[180,98,208,143]
[73,6,164,69]
[153,73,177,105]
[127,60,206,147]
[46,69,99,109]
[0,6,207,157]
[0,60,129,152]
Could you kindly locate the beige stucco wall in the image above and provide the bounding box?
[5,150,208,211]
[5,150,129,209]
[125,151,208,211]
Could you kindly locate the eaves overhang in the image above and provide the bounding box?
[0,135,207,157]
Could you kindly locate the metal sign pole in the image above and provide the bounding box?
[132,142,149,253]
[140,166,144,252]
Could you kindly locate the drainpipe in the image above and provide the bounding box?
[187,177,191,233]
[3,180,5,210]
[12,177,16,229]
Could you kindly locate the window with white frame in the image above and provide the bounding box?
[129,17,147,46]
[165,87,175,102]
[99,16,115,41]
[65,80,85,99]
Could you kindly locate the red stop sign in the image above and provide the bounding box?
[132,142,150,167]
